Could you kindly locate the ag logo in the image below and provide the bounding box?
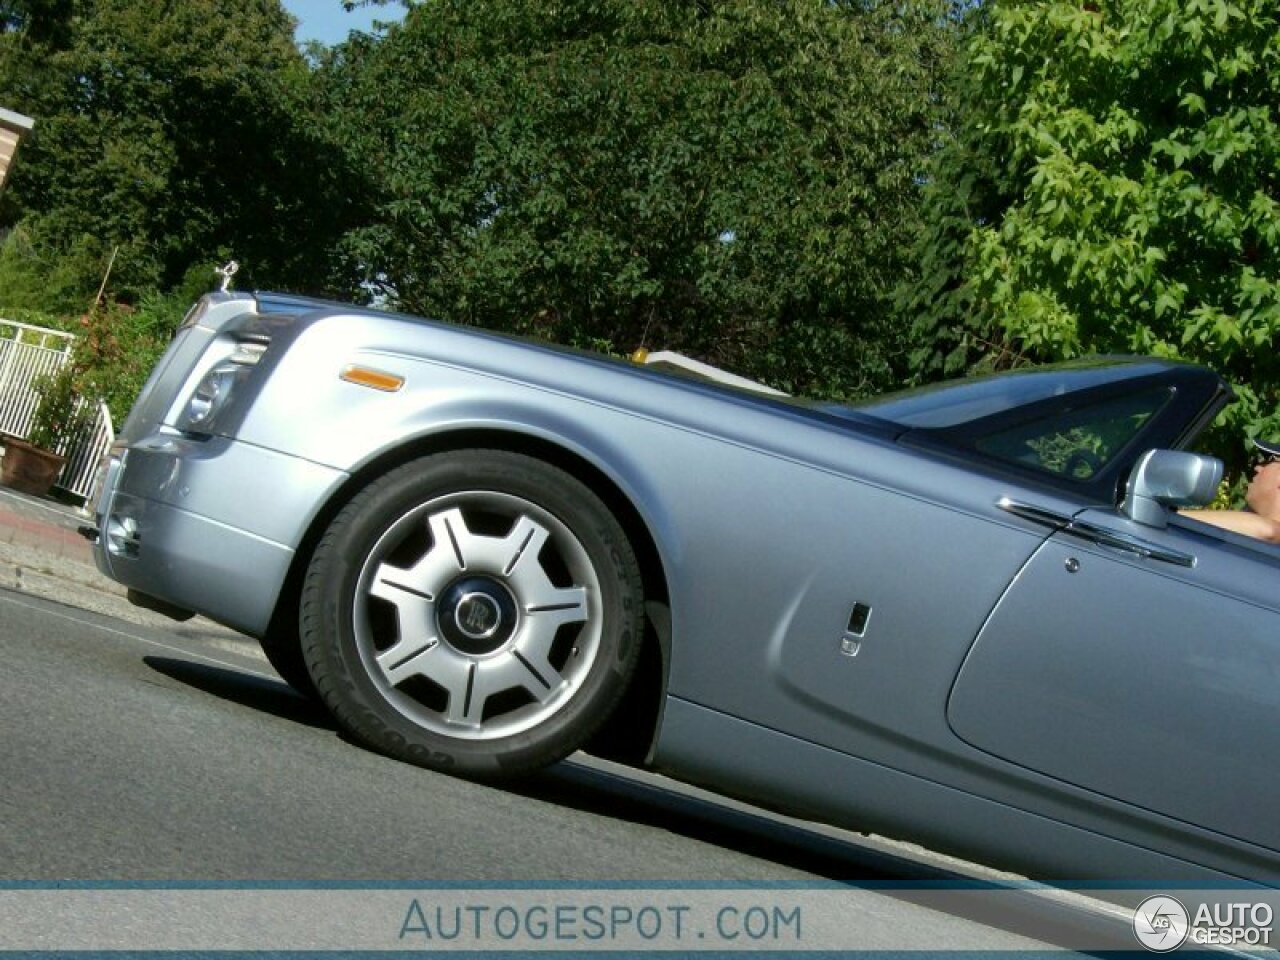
[1133,895,1190,952]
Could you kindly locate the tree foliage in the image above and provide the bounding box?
[0,0,368,309]
[905,0,1280,468]
[324,0,958,398]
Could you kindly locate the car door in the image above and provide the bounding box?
[948,507,1280,852]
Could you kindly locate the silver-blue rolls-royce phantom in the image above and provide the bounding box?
[91,288,1280,886]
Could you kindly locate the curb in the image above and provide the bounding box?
[0,493,264,659]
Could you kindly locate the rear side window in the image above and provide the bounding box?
[972,388,1172,481]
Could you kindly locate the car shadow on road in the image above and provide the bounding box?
[143,655,336,730]
[140,652,1134,952]
[512,760,1137,953]
[521,760,943,881]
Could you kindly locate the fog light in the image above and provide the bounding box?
[106,515,140,559]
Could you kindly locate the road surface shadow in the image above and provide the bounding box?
[513,760,1137,953]
[142,650,1136,952]
[143,655,335,730]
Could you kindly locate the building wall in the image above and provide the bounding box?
[0,107,35,192]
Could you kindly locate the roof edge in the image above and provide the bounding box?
[0,107,35,135]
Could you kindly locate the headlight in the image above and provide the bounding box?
[177,339,268,434]
[184,361,239,428]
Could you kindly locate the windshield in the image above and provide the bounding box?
[851,359,1172,429]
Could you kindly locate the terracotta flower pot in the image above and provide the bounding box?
[0,437,67,496]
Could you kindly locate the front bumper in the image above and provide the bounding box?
[94,433,346,636]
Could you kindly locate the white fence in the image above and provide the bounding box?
[0,318,115,503]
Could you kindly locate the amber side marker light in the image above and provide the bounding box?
[340,364,405,392]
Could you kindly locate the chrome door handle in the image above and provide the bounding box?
[1063,520,1197,567]
[998,497,1196,567]
[996,497,1072,530]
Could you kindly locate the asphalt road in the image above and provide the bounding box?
[0,586,1144,952]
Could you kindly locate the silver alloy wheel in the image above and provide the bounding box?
[352,490,602,740]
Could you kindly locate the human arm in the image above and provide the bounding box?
[1180,509,1280,543]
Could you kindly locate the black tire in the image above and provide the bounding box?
[300,450,643,779]
[257,617,320,702]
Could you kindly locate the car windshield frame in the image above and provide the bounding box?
[852,359,1231,503]
[851,358,1178,429]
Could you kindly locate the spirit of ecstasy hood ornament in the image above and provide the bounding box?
[216,260,240,293]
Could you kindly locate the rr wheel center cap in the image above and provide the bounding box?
[437,576,519,655]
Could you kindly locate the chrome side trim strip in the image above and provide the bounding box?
[1064,519,1197,568]
[997,497,1196,567]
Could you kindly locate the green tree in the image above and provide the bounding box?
[0,0,368,309]
[904,0,1280,471]
[0,0,73,43]
[324,0,958,398]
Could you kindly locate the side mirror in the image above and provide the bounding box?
[1122,449,1223,528]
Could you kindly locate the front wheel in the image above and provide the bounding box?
[300,450,643,779]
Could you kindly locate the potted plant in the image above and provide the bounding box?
[0,364,93,496]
